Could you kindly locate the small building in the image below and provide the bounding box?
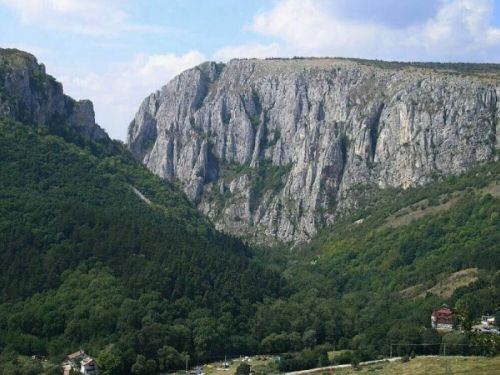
[81,357,98,375]
[67,350,86,363]
[481,315,496,328]
[472,315,500,334]
[431,305,455,330]
[62,350,99,375]
[63,364,72,375]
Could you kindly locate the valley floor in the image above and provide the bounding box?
[168,355,500,375]
[303,356,500,375]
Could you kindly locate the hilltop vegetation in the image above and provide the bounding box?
[339,57,500,77]
[0,118,283,374]
[1,116,498,374]
[250,161,500,371]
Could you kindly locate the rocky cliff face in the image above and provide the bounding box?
[128,58,499,243]
[0,48,108,141]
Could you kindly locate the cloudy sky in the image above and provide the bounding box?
[1,0,500,140]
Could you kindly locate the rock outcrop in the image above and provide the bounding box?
[128,58,499,243]
[0,48,108,141]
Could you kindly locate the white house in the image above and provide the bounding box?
[63,350,99,375]
[81,357,99,375]
[481,315,496,328]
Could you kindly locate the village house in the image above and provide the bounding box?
[481,315,496,328]
[81,357,98,375]
[431,305,455,330]
[62,350,99,375]
[471,315,500,334]
[67,350,85,363]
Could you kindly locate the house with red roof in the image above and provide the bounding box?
[431,305,455,330]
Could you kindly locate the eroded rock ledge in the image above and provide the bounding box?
[128,58,499,243]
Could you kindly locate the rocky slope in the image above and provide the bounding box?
[128,58,500,243]
[0,48,108,141]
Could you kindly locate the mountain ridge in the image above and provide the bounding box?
[128,57,500,243]
[0,48,109,143]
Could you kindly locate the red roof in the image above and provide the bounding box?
[432,306,454,324]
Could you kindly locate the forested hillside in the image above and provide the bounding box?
[251,161,500,371]
[1,119,499,375]
[0,118,283,374]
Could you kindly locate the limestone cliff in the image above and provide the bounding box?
[128,58,499,243]
[0,48,108,142]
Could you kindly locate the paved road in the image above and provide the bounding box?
[285,357,402,374]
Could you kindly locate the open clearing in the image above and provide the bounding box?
[170,356,274,375]
[328,356,500,375]
[399,267,479,299]
[172,355,500,374]
[383,181,500,230]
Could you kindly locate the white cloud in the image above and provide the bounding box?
[213,42,283,61]
[5,0,500,142]
[421,0,500,57]
[55,51,206,140]
[247,0,500,61]
[0,0,170,36]
[137,51,207,84]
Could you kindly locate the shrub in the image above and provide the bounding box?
[235,362,251,375]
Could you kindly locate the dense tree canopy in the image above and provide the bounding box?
[0,119,283,373]
[0,117,499,374]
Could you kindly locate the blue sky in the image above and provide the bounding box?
[1,0,500,140]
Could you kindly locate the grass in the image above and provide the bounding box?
[327,350,352,362]
[423,268,479,299]
[329,356,500,375]
[169,356,275,375]
[383,180,500,230]
[399,268,479,299]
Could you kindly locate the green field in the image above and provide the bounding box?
[332,356,500,375]
[186,355,500,374]
[167,356,276,375]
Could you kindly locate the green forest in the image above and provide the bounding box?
[1,115,499,374]
[0,118,284,374]
[253,161,500,370]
